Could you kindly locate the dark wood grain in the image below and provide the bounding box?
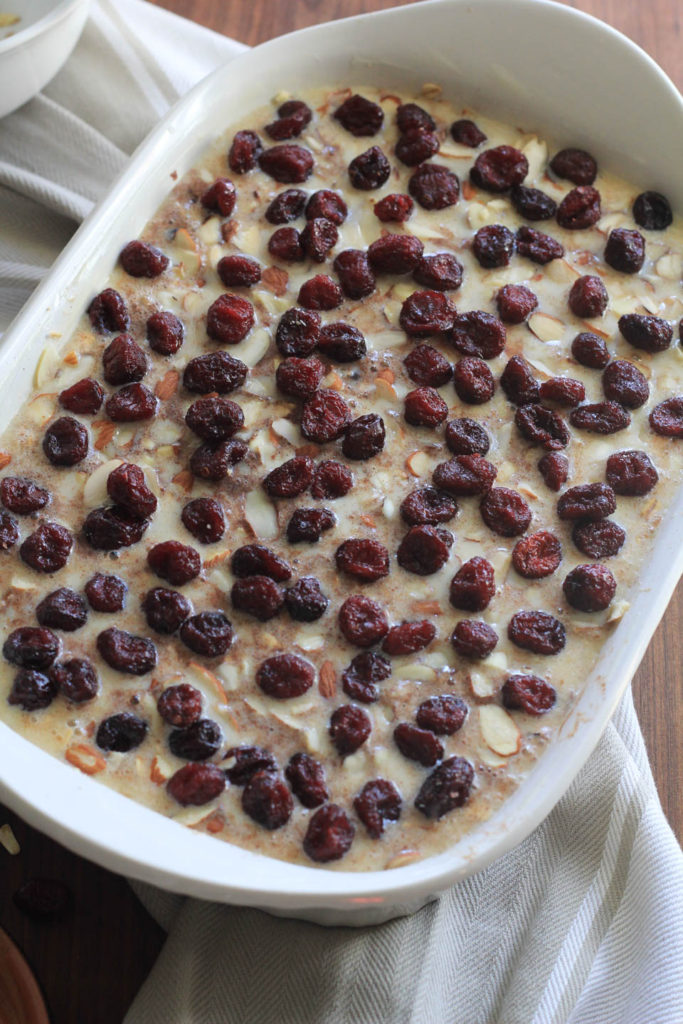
[0,3,680,1021]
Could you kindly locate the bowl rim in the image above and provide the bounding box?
[0,0,88,55]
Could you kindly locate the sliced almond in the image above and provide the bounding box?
[244,489,278,539]
[374,377,397,402]
[0,453,10,470]
[173,805,217,827]
[406,451,430,477]
[0,824,20,855]
[606,599,630,624]
[174,227,197,252]
[318,661,336,698]
[65,743,106,775]
[171,469,193,492]
[521,136,548,180]
[82,458,123,508]
[396,664,437,682]
[528,312,565,343]
[93,420,116,451]
[233,327,271,368]
[479,705,521,756]
[150,756,172,785]
[421,82,442,98]
[197,216,221,246]
[34,344,60,388]
[386,849,421,870]
[383,300,402,326]
[155,369,180,401]
[467,203,493,230]
[468,671,498,700]
[382,497,396,519]
[261,266,289,296]
[271,417,299,444]
[656,253,683,280]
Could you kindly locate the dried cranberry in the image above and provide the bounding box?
[298,274,343,310]
[449,556,495,612]
[20,522,73,572]
[556,186,601,229]
[206,293,254,345]
[180,498,225,546]
[268,226,304,262]
[650,397,683,438]
[306,190,348,224]
[301,390,351,443]
[201,177,237,216]
[183,352,247,394]
[453,357,495,404]
[50,659,98,703]
[304,804,355,862]
[336,539,389,582]
[225,746,277,786]
[508,610,566,655]
[564,564,616,612]
[106,383,158,421]
[301,217,338,262]
[604,228,645,274]
[148,541,200,586]
[59,378,104,415]
[318,323,366,362]
[382,619,435,656]
[413,253,463,293]
[417,694,468,734]
[217,255,262,288]
[231,576,284,620]
[404,345,452,387]
[43,417,88,467]
[354,779,401,839]
[265,98,312,140]
[157,684,202,727]
[242,771,293,829]
[275,356,323,399]
[348,145,391,190]
[404,386,448,427]
[480,488,531,537]
[515,404,570,450]
[333,249,376,299]
[311,460,353,499]
[334,94,384,135]
[448,310,506,359]
[190,439,248,482]
[374,193,414,223]
[602,360,649,409]
[107,463,156,520]
[143,312,183,358]
[606,450,658,496]
[633,191,673,230]
[496,284,538,324]
[82,506,148,551]
[185,397,244,443]
[415,757,474,818]
[550,148,597,185]
[338,595,389,647]
[445,418,490,456]
[265,188,307,224]
[3,627,59,669]
[97,628,156,675]
[1,477,49,515]
[573,519,626,559]
[284,576,328,622]
[120,241,168,278]
[142,587,191,634]
[8,670,57,711]
[228,130,262,173]
[400,290,456,336]
[368,234,423,275]
[169,718,222,761]
[400,486,458,525]
[516,225,565,264]
[97,712,148,751]
[263,455,314,498]
[397,102,435,133]
[341,651,390,704]
[539,377,585,407]
[510,185,557,221]
[557,482,616,521]
[512,530,562,580]
[88,288,129,333]
[472,224,515,269]
[538,452,569,491]
[84,573,126,612]
[231,545,291,583]
[409,163,460,209]
[103,335,147,386]
[451,118,486,147]
[275,307,321,356]
[433,454,497,497]
[286,507,335,543]
[568,275,608,318]
[571,331,610,369]
[257,653,314,699]
[397,524,452,575]
[179,611,234,658]
[618,313,673,353]
[502,674,556,715]
[470,145,528,192]
[0,512,18,550]
[396,129,440,166]
[342,413,385,460]
[167,763,225,806]
[570,401,630,434]
[259,144,314,183]
[330,704,371,756]
[36,588,87,631]
[451,619,498,659]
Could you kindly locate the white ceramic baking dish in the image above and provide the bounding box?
[0,0,681,926]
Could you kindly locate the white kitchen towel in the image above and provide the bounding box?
[1,3,681,1023]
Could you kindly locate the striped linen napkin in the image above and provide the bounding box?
[1,3,681,1022]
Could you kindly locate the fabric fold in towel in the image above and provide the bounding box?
[0,3,681,1022]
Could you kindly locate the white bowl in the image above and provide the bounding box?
[0,0,90,118]
[0,0,681,926]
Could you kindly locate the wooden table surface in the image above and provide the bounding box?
[0,2,680,1021]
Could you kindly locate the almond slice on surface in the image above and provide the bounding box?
[479,705,521,757]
